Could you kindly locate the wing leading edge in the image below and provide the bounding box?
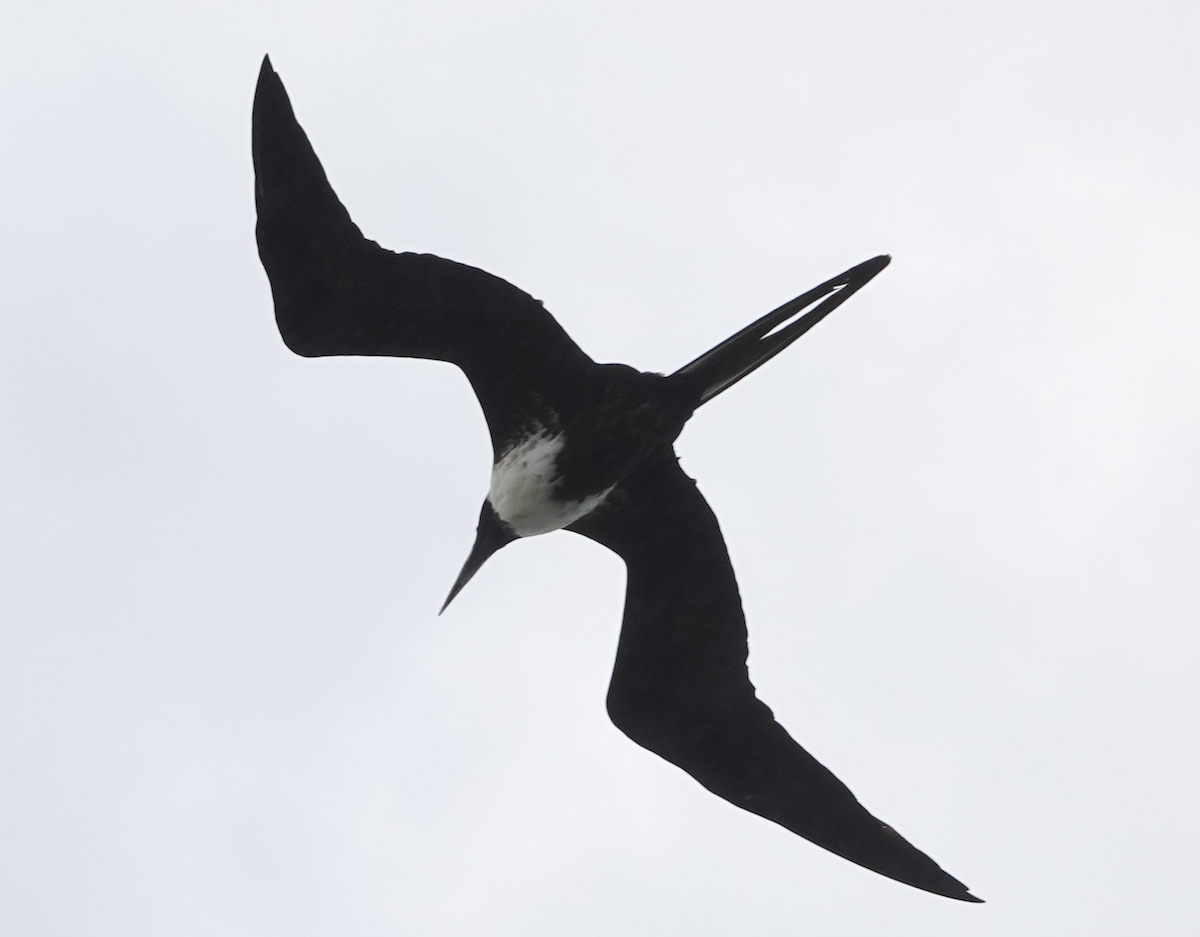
[252,57,598,451]
[570,455,981,902]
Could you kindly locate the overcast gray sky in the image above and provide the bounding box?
[3,1,1199,934]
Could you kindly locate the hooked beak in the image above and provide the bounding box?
[673,255,890,404]
[440,501,518,614]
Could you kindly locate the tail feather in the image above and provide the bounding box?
[674,255,890,404]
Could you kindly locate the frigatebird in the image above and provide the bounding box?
[252,55,981,903]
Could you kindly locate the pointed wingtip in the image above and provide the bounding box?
[928,873,983,903]
[891,867,983,904]
[254,54,285,111]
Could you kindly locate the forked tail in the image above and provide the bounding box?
[673,255,890,404]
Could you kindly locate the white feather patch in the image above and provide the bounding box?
[488,431,611,537]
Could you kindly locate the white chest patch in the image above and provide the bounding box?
[488,430,612,537]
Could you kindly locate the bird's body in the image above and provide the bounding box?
[489,428,612,536]
[253,56,981,903]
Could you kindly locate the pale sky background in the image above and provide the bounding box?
[3,1,1199,934]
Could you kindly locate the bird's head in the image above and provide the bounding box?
[439,501,518,614]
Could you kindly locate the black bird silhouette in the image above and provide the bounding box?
[252,56,981,903]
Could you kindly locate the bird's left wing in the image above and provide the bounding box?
[252,57,597,451]
[568,454,981,902]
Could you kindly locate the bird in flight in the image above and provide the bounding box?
[252,56,980,903]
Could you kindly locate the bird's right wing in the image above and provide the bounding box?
[569,454,981,902]
[252,57,597,451]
